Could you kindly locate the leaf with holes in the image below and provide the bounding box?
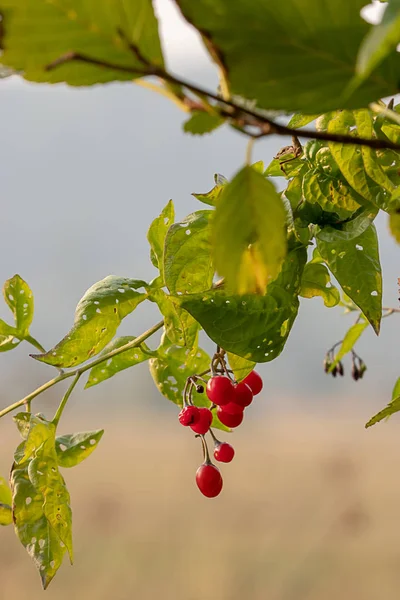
[14,412,31,440]
[365,396,400,428]
[31,276,148,368]
[147,200,174,277]
[11,458,67,589]
[193,174,228,207]
[0,476,12,526]
[175,0,400,113]
[164,210,214,294]
[3,274,34,336]
[299,263,340,308]
[264,154,305,179]
[55,430,104,468]
[329,320,369,371]
[86,337,154,388]
[149,339,228,431]
[0,0,164,85]
[226,353,255,382]
[317,225,382,333]
[149,289,199,348]
[176,246,307,362]
[213,166,287,295]
[183,111,224,135]
[11,415,72,588]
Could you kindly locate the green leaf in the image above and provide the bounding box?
[0,0,164,85]
[0,476,12,506]
[149,289,199,348]
[14,412,32,440]
[85,336,154,388]
[327,110,393,211]
[176,246,307,362]
[355,0,400,84]
[365,396,400,428]
[329,321,369,371]
[193,174,228,206]
[147,200,175,277]
[213,166,287,294]
[3,274,34,335]
[316,205,379,242]
[226,352,255,382]
[392,376,400,400]
[0,503,12,526]
[183,111,224,135]
[0,333,20,352]
[302,169,362,221]
[175,0,400,113]
[11,415,73,588]
[287,114,319,129]
[55,430,104,467]
[164,210,214,294]
[264,155,304,179]
[11,458,67,588]
[149,339,228,431]
[299,263,340,307]
[31,276,148,368]
[317,225,382,333]
[389,211,400,243]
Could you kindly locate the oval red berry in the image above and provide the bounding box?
[178,405,200,426]
[217,406,244,428]
[243,371,263,395]
[233,382,253,407]
[206,376,235,406]
[190,407,213,434]
[214,442,235,463]
[196,463,223,498]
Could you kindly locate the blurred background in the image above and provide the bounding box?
[2,1,400,598]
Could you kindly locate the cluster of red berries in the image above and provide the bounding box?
[178,369,263,498]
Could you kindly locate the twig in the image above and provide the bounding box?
[0,320,164,420]
[45,52,400,152]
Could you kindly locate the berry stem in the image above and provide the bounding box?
[199,434,212,464]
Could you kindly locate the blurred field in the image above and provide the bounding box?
[2,411,400,600]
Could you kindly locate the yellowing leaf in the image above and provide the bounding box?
[213,166,287,295]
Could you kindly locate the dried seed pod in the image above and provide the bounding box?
[331,365,338,378]
[358,363,367,379]
[323,357,331,373]
[351,365,360,381]
[196,384,205,394]
[337,362,344,377]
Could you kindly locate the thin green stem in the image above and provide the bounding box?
[0,320,164,420]
[25,335,46,354]
[370,102,400,127]
[0,372,72,419]
[246,138,255,164]
[52,373,81,427]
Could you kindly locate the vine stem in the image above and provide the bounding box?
[44,52,400,152]
[0,320,164,420]
[24,335,46,354]
[52,373,81,427]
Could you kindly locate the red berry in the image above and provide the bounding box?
[217,406,244,428]
[190,407,213,434]
[178,405,200,426]
[214,442,235,463]
[222,401,244,415]
[196,463,223,498]
[206,376,235,406]
[233,382,253,407]
[243,370,263,395]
